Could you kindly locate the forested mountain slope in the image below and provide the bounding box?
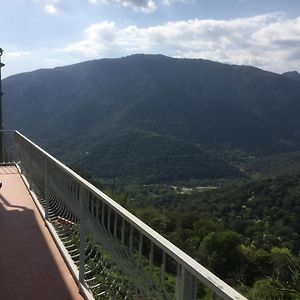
[4,54,300,182]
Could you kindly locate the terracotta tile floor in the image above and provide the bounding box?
[0,166,83,300]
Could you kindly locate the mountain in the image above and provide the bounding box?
[3,54,300,182]
[282,71,300,82]
[244,151,300,177]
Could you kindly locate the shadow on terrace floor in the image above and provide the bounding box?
[0,167,82,300]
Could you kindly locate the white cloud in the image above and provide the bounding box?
[61,13,300,73]
[88,0,193,11]
[6,51,31,58]
[162,0,193,5]
[88,0,157,13]
[45,4,57,14]
[63,22,116,57]
[34,0,61,14]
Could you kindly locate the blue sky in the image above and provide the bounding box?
[1,0,300,77]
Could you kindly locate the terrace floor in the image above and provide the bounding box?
[0,165,83,300]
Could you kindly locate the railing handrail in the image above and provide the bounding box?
[14,130,247,300]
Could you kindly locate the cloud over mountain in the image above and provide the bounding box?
[62,13,300,73]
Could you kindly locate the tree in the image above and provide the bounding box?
[198,231,242,279]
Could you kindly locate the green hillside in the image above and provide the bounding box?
[3,54,300,181]
[103,173,300,299]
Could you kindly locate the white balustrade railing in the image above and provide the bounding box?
[2,130,247,300]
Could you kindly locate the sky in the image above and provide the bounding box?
[1,0,300,78]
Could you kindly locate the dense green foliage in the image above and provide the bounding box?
[244,151,300,177]
[100,173,300,299]
[176,175,300,253]
[4,54,300,182]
